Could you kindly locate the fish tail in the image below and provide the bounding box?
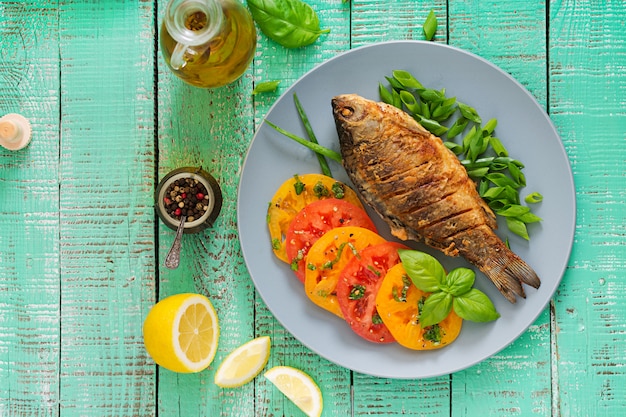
[482,249,541,303]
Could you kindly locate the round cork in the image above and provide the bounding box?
[0,113,32,151]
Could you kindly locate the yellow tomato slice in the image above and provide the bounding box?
[304,227,386,318]
[376,264,463,350]
[267,174,364,263]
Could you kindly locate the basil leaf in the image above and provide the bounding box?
[419,292,452,327]
[453,288,500,322]
[398,249,445,292]
[247,0,330,49]
[252,80,280,95]
[442,267,475,296]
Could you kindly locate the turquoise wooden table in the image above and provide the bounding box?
[1,0,624,416]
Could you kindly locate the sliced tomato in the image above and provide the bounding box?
[267,174,364,263]
[304,227,387,318]
[336,241,408,344]
[285,198,377,283]
[376,263,463,350]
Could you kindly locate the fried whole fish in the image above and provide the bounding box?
[331,93,540,303]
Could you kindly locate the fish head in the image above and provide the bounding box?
[332,94,384,148]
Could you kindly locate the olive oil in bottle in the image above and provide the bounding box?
[160,0,257,88]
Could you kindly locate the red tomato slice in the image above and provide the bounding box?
[305,227,387,318]
[285,198,377,283]
[336,241,408,344]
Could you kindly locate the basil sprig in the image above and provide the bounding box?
[399,249,500,327]
[379,70,544,240]
[247,0,330,49]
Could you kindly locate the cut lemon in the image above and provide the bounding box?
[214,336,271,388]
[143,293,219,373]
[264,366,323,417]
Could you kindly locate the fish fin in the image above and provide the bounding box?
[484,265,525,304]
[483,251,540,303]
[506,258,541,289]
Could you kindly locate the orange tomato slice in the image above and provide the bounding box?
[304,226,386,318]
[267,174,364,263]
[376,263,463,350]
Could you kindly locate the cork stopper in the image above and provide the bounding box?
[0,113,32,151]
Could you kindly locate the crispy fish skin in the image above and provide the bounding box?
[332,93,540,303]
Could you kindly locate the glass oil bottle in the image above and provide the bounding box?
[160,0,257,88]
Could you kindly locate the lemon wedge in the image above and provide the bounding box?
[143,293,219,373]
[214,336,271,388]
[264,366,323,417]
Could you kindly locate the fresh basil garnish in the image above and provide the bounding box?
[399,249,500,326]
[419,292,452,327]
[247,0,330,49]
[453,289,501,322]
[441,267,475,296]
[398,249,445,292]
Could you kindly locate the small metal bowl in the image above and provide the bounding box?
[155,167,223,234]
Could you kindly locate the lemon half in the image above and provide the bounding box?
[214,336,271,388]
[143,293,219,373]
[264,366,323,417]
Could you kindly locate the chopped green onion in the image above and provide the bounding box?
[252,80,280,95]
[293,93,332,177]
[423,9,438,41]
[525,192,544,204]
[392,70,425,90]
[264,119,342,163]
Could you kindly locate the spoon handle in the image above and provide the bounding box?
[165,216,186,269]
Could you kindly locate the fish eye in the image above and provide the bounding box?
[341,107,354,117]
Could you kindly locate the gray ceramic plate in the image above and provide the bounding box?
[237,41,575,379]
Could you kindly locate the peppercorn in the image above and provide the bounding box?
[164,177,210,221]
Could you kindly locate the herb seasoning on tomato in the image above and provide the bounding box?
[285,198,377,283]
[376,263,463,350]
[267,174,365,263]
[304,227,386,318]
[336,241,408,344]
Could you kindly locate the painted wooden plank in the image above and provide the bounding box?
[57,1,156,415]
[446,1,552,415]
[448,0,548,107]
[349,2,453,416]
[0,1,61,415]
[351,0,447,47]
[251,1,353,416]
[155,80,258,416]
[154,0,260,413]
[549,0,626,415]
